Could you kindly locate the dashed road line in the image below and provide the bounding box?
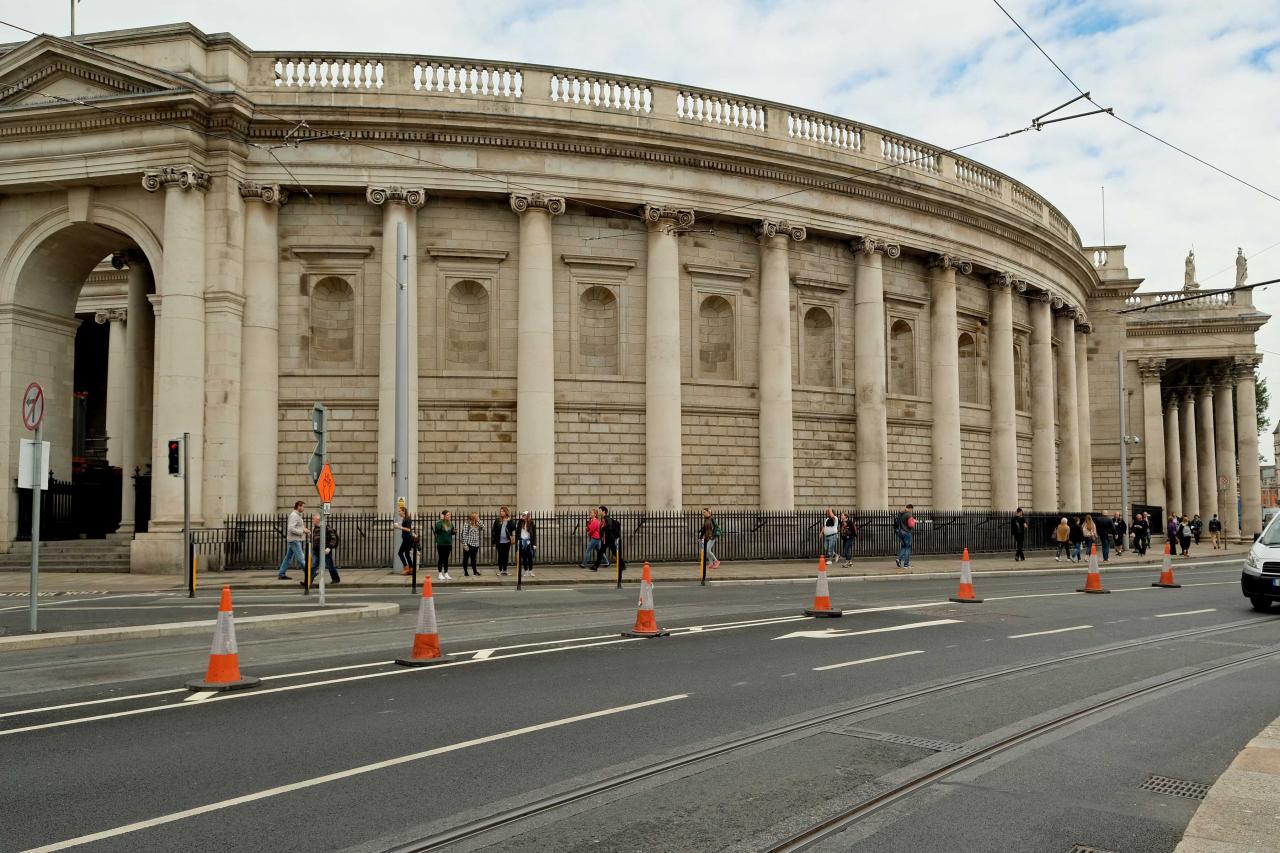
[1009,625,1092,639]
[814,650,925,672]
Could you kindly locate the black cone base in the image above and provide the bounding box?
[804,609,843,617]
[1152,582,1182,588]
[395,654,453,667]
[185,675,261,692]
[949,596,984,604]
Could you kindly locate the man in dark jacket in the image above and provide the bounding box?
[1113,511,1127,555]
[1095,512,1115,562]
[1010,507,1028,561]
[593,506,624,572]
[1131,512,1149,556]
[1069,515,1084,561]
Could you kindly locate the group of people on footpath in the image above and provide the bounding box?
[578,506,624,572]
[390,506,542,582]
[275,499,341,585]
[1046,509,1224,561]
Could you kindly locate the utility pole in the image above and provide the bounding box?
[1118,350,1140,520]
[70,0,76,36]
[393,221,409,569]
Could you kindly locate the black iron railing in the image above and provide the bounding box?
[200,509,1077,570]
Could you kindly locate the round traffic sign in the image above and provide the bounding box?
[21,382,44,430]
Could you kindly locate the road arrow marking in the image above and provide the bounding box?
[182,691,216,703]
[773,618,961,640]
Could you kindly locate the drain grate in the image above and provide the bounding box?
[1139,774,1210,800]
[1068,846,1118,853]
[834,728,967,752]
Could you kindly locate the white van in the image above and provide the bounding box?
[1241,514,1280,612]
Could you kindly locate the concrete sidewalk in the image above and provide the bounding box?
[1174,714,1280,853]
[0,542,1248,593]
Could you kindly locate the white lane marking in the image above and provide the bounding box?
[813,650,925,672]
[20,694,688,853]
[1154,608,1217,618]
[0,593,177,614]
[1009,625,1092,639]
[181,691,216,703]
[774,619,961,640]
[0,688,186,720]
[471,649,495,660]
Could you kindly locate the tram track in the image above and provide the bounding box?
[380,615,1276,852]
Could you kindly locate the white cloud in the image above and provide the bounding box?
[13,0,1280,451]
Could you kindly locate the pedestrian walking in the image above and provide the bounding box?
[1209,513,1223,549]
[394,506,417,576]
[433,511,455,581]
[593,506,621,572]
[1095,512,1113,562]
[894,503,915,569]
[580,507,603,570]
[516,510,537,576]
[277,500,307,580]
[1069,515,1084,561]
[1010,507,1028,561]
[1167,514,1179,552]
[701,507,720,571]
[838,512,857,565]
[307,513,340,585]
[460,511,482,577]
[491,506,515,576]
[1179,515,1193,556]
[1054,516,1071,561]
[1113,511,1127,555]
[821,507,839,563]
[1082,514,1099,560]
[1191,514,1203,545]
[1131,512,1149,556]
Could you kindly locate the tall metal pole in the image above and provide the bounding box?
[29,424,42,632]
[184,431,192,598]
[394,221,409,568]
[70,0,76,36]
[1118,351,1130,519]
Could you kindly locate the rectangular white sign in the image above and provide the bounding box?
[17,439,50,490]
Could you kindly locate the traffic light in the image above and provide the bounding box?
[167,438,182,477]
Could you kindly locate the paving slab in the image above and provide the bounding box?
[1175,713,1280,853]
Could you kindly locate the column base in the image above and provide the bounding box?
[129,532,184,574]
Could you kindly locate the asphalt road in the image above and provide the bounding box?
[1,559,1276,853]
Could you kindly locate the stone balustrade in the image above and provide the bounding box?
[1123,289,1242,310]
[252,51,1078,246]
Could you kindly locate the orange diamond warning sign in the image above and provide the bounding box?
[316,463,335,503]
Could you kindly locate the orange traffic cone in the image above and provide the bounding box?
[1152,543,1181,588]
[396,576,452,666]
[185,586,261,692]
[622,563,669,638]
[804,555,843,617]
[949,548,983,603]
[1077,543,1111,594]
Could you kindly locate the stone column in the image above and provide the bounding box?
[1235,356,1263,539]
[1074,321,1094,508]
[368,186,426,513]
[1055,308,1081,509]
[642,205,693,511]
[1180,390,1200,518]
[1028,293,1057,511]
[756,219,806,511]
[929,255,966,510]
[1137,358,1167,512]
[118,252,155,532]
[142,166,209,527]
[238,183,287,514]
[852,236,899,510]
[1196,382,1219,523]
[96,307,129,525]
[510,192,564,512]
[987,274,1018,510]
[1164,394,1183,514]
[1213,367,1240,539]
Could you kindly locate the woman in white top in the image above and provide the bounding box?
[821,507,839,562]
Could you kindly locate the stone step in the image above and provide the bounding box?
[0,563,124,573]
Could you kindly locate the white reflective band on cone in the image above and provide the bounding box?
[816,572,830,597]
[960,559,973,586]
[638,581,654,610]
[415,597,438,635]
[211,611,238,656]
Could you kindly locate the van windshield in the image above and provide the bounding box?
[1260,516,1280,546]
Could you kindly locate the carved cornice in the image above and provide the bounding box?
[366,185,426,207]
[509,192,564,216]
[240,181,289,205]
[929,254,973,275]
[756,219,807,241]
[93,308,126,325]
[640,204,695,229]
[1136,358,1165,381]
[141,165,210,193]
[851,236,899,257]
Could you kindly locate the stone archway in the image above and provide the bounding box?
[0,213,159,545]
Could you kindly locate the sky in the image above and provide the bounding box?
[10,0,1280,456]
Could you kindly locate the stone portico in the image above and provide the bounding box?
[0,24,1267,571]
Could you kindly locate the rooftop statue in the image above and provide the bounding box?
[1237,247,1248,288]
[1184,249,1198,290]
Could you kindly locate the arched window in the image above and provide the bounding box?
[802,307,834,386]
[958,332,981,404]
[1013,342,1027,410]
[578,286,620,375]
[698,295,735,380]
[310,275,355,368]
[446,280,490,370]
[889,319,916,395]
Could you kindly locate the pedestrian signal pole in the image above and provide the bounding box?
[168,435,191,598]
[393,221,409,573]
[310,403,329,607]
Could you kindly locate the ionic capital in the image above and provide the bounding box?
[142,166,210,193]
[756,219,807,242]
[240,181,289,206]
[1027,290,1054,305]
[1136,358,1166,381]
[1075,320,1093,334]
[509,192,564,216]
[1179,387,1197,404]
[111,249,143,270]
[641,204,695,230]
[850,236,899,257]
[987,271,1019,292]
[367,186,427,208]
[93,308,127,325]
[929,254,973,275]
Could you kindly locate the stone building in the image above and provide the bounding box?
[0,23,1267,570]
